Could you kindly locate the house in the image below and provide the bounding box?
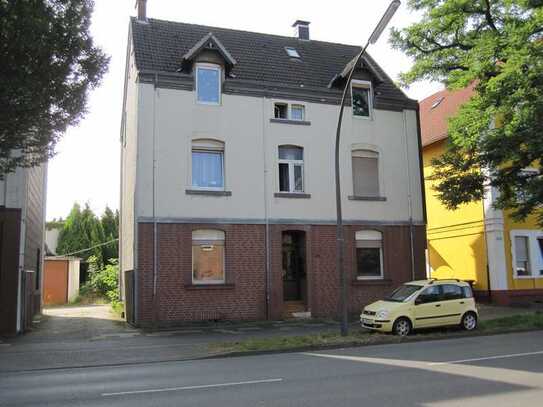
[43,257,81,306]
[120,1,426,327]
[0,164,47,336]
[421,85,543,305]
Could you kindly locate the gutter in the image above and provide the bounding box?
[261,98,271,320]
[151,73,159,329]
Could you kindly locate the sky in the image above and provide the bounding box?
[45,0,444,221]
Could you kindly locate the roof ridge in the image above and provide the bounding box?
[132,16,366,51]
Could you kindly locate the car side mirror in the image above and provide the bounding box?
[415,297,423,305]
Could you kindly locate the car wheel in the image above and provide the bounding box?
[461,312,478,331]
[393,317,412,336]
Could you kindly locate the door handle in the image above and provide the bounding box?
[459,301,465,304]
[435,304,441,307]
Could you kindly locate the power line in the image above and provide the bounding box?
[50,238,118,258]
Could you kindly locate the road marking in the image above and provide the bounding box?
[101,378,283,397]
[428,350,543,366]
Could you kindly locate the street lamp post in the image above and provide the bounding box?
[336,0,401,336]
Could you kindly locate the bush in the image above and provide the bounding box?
[82,256,119,304]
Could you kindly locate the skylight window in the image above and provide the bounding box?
[285,47,300,58]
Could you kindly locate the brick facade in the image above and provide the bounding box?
[135,222,426,327]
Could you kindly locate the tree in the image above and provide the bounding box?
[0,0,109,176]
[100,206,119,262]
[391,0,543,224]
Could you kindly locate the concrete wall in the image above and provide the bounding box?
[133,84,424,224]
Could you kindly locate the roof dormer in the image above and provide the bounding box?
[181,32,236,75]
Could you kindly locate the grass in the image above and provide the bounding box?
[209,312,543,355]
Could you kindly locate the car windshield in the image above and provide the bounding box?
[385,284,422,302]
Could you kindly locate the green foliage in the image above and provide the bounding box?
[0,0,109,176]
[56,202,118,265]
[83,256,119,305]
[391,0,543,224]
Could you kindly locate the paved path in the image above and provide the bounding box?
[1,330,542,406]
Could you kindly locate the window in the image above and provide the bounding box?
[285,47,300,58]
[417,285,443,304]
[192,230,225,284]
[192,140,224,189]
[273,103,306,121]
[355,230,383,279]
[442,284,464,300]
[278,146,304,193]
[514,236,531,276]
[352,150,379,197]
[351,81,372,117]
[462,285,474,298]
[274,103,288,119]
[291,105,305,121]
[196,65,221,104]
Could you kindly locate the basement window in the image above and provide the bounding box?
[285,47,300,58]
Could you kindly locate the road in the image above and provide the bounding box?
[1,330,542,406]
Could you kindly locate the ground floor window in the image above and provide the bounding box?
[355,230,383,279]
[511,230,543,278]
[192,229,225,284]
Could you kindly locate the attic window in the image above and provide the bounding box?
[285,47,300,58]
[431,97,445,109]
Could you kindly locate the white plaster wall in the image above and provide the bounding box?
[45,228,60,255]
[134,87,424,224]
[67,258,80,302]
[120,45,139,273]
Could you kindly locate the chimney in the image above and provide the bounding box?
[136,0,147,21]
[292,20,310,41]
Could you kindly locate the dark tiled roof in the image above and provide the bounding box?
[420,84,476,147]
[130,17,416,108]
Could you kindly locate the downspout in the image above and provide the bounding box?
[403,110,415,280]
[151,73,159,329]
[261,98,271,320]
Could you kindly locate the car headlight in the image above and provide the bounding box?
[376,310,389,319]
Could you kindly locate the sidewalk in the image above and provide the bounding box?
[0,304,539,373]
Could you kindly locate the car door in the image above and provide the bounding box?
[413,285,447,328]
[440,284,465,325]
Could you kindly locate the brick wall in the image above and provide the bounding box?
[135,222,426,326]
[137,223,267,326]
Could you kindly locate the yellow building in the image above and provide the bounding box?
[421,86,543,305]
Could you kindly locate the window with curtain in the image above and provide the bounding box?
[196,65,221,104]
[278,146,304,193]
[355,230,383,279]
[515,236,531,276]
[352,150,379,197]
[192,229,225,284]
[351,81,372,117]
[192,140,224,189]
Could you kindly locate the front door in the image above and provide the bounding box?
[282,231,306,303]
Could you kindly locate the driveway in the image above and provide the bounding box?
[20,304,135,343]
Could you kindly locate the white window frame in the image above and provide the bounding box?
[192,229,226,285]
[278,146,304,193]
[351,149,380,197]
[285,47,300,58]
[191,139,225,191]
[510,230,543,279]
[351,80,373,119]
[290,104,305,121]
[195,63,221,106]
[355,230,384,280]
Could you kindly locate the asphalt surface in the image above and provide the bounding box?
[1,330,542,406]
